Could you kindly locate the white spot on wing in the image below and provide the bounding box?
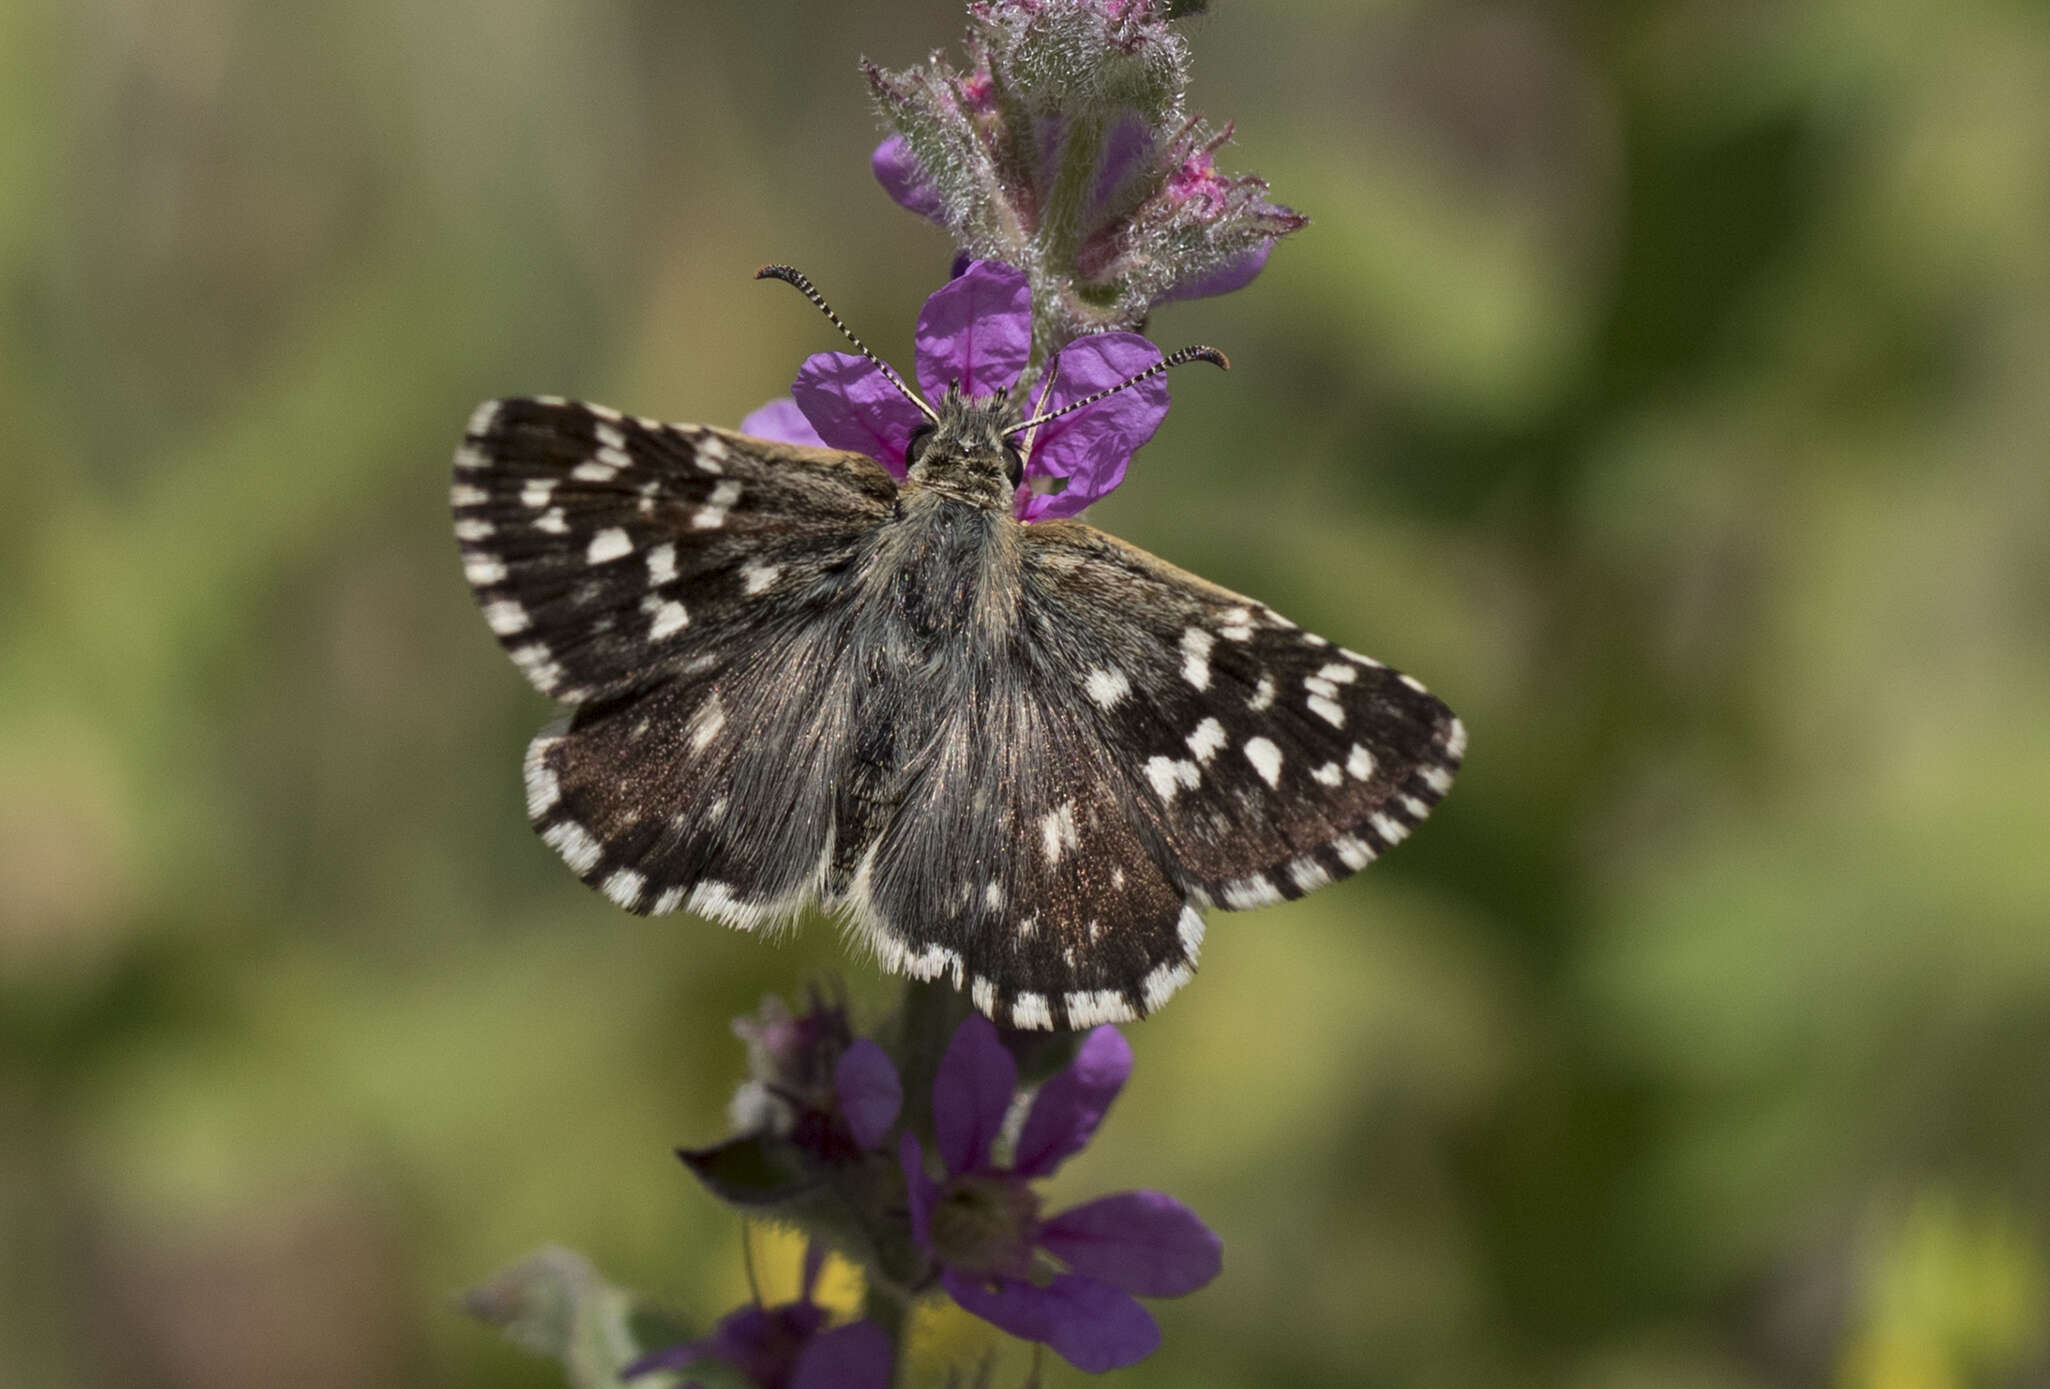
[1347,744,1376,781]
[536,507,568,534]
[464,554,507,586]
[1307,694,1346,727]
[1317,662,1359,684]
[1221,875,1283,909]
[1066,990,1132,1026]
[1012,993,1053,1030]
[1371,813,1411,845]
[1180,628,1215,690]
[455,518,494,541]
[740,561,781,595]
[688,693,726,753]
[602,868,646,908]
[651,887,686,914]
[1288,858,1331,893]
[1177,904,1205,955]
[972,976,997,1014]
[1186,718,1227,764]
[451,483,488,507]
[693,479,743,529]
[1141,958,1194,1011]
[647,543,678,585]
[1248,675,1276,711]
[1085,667,1131,709]
[1244,736,1283,788]
[1331,834,1376,870]
[1145,756,1202,801]
[521,479,557,509]
[984,881,1005,910]
[541,819,603,874]
[587,527,633,564]
[1312,761,1344,786]
[466,400,502,438]
[1421,765,1455,793]
[1040,802,1079,863]
[482,599,530,635]
[1399,673,1429,694]
[523,738,562,816]
[649,600,690,640]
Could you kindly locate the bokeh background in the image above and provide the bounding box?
[7,1,2050,1385]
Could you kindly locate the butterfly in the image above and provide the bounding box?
[453,264,1464,1030]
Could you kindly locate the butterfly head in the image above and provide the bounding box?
[903,385,1025,511]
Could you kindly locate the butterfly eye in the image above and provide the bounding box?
[1002,442,1025,488]
[905,423,937,466]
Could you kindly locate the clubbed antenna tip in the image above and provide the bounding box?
[1008,343,1231,435]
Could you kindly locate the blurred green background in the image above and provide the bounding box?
[6,1,2050,1385]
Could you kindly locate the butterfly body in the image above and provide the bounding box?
[456,394,1463,1029]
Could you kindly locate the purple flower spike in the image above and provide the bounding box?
[914,261,1033,402]
[791,352,925,474]
[834,1039,902,1151]
[896,1016,1222,1372]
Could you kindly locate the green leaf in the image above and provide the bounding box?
[678,1134,821,1208]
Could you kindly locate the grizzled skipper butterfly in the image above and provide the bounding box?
[453,265,1463,1030]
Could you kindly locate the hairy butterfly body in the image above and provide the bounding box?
[455,387,1463,1029]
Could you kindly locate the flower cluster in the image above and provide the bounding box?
[624,999,1220,1381]
[744,260,1170,519]
[865,0,1305,354]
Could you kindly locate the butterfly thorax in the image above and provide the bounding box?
[902,387,1024,513]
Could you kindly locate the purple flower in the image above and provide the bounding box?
[625,1242,892,1389]
[749,260,1171,521]
[898,1016,1222,1372]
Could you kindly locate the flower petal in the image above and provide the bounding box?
[791,352,924,474]
[943,1270,1160,1373]
[898,1132,937,1248]
[1020,332,1168,518]
[933,1013,1018,1176]
[1038,1190,1223,1297]
[738,396,826,447]
[834,1039,902,1151]
[790,1320,894,1389]
[914,260,1032,402]
[872,135,946,222]
[1160,239,1272,303]
[1013,1025,1131,1177]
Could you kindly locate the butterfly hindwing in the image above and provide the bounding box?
[1021,521,1466,910]
[452,396,895,700]
[840,654,1202,1031]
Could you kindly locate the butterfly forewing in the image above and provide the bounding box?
[1021,522,1466,910]
[453,397,894,700]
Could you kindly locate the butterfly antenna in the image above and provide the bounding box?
[756,264,938,422]
[1007,345,1229,434]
